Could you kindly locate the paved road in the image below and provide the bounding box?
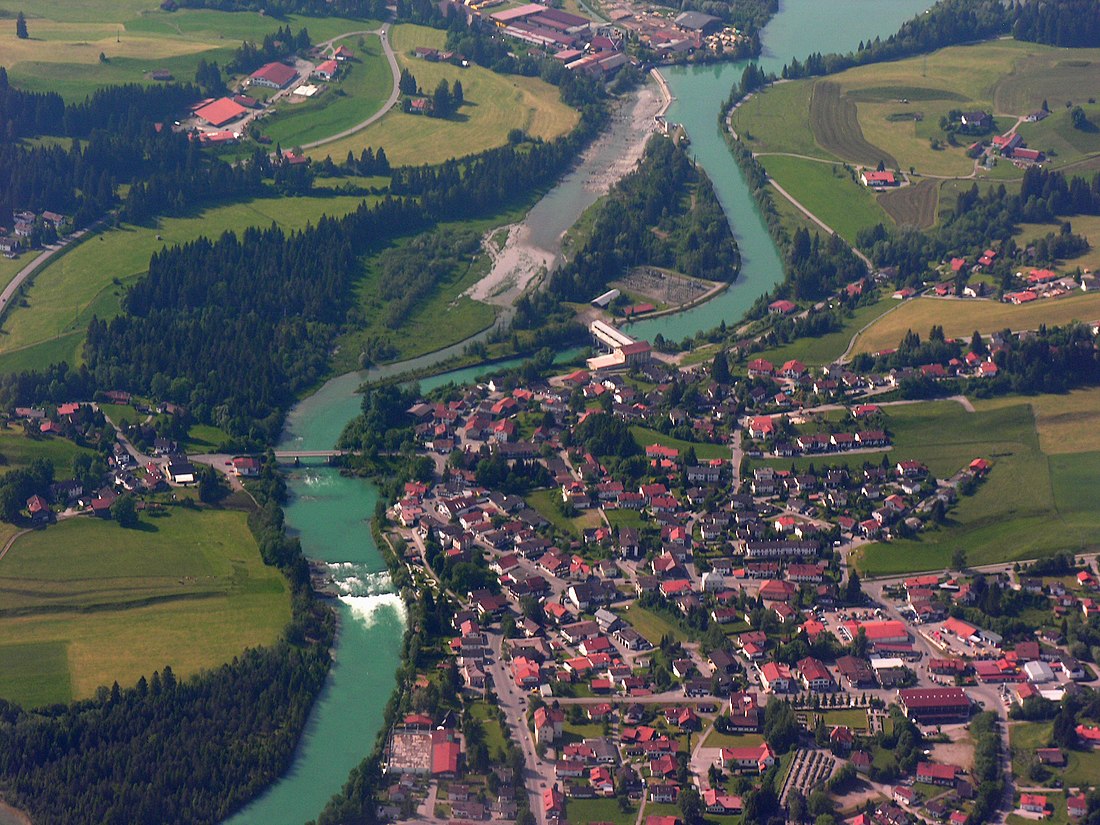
[0,219,106,321]
[302,24,400,151]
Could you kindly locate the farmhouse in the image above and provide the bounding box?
[860,170,897,187]
[768,299,797,315]
[313,59,339,80]
[250,62,300,89]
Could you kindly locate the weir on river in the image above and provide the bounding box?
[227,2,934,821]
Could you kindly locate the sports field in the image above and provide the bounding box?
[0,507,290,707]
[852,400,1100,575]
[308,24,579,167]
[762,155,891,244]
[0,2,377,102]
[849,291,1100,355]
[0,194,372,374]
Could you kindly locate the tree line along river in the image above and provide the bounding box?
[227,2,934,821]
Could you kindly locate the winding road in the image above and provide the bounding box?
[302,24,401,151]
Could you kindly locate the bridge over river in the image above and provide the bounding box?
[272,450,351,460]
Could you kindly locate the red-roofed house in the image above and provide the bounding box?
[768,299,797,315]
[861,170,897,187]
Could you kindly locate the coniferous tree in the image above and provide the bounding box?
[15,11,28,39]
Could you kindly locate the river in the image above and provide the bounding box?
[229,1,934,822]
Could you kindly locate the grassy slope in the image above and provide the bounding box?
[850,291,1100,355]
[854,401,1100,575]
[309,24,578,167]
[732,81,829,159]
[0,425,96,480]
[762,155,891,244]
[0,195,372,372]
[0,507,290,706]
[526,488,602,537]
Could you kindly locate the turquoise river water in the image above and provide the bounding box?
[227,1,933,821]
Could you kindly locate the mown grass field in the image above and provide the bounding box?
[973,386,1100,455]
[810,81,897,168]
[309,24,578,166]
[853,400,1100,575]
[563,798,638,825]
[878,179,939,229]
[761,155,891,244]
[0,2,377,101]
[260,33,393,151]
[0,507,290,706]
[731,81,828,159]
[0,194,371,373]
[850,292,1100,355]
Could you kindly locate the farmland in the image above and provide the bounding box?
[810,81,897,169]
[853,401,1100,575]
[0,425,96,480]
[750,294,898,367]
[733,40,1100,189]
[849,291,1100,356]
[0,194,372,374]
[306,24,579,167]
[877,179,939,229]
[0,507,290,706]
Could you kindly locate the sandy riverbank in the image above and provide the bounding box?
[466,80,667,309]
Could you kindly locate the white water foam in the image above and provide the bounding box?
[340,593,407,628]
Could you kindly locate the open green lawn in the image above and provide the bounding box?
[850,292,1100,355]
[0,506,290,706]
[0,194,371,373]
[760,155,891,244]
[614,603,686,645]
[604,508,647,530]
[751,295,897,367]
[260,33,393,151]
[565,797,638,825]
[854,401,1100,575]
[732,81,830,159]
[0,425,96,481]
[468,700,508,758]
[309,24,578,167]
[629,426,731,461]
[819,709,870,730]
[526,488,603,537]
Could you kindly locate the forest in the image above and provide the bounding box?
[547,136,740,304]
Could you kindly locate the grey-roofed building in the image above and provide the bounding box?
[674,10,721,33]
